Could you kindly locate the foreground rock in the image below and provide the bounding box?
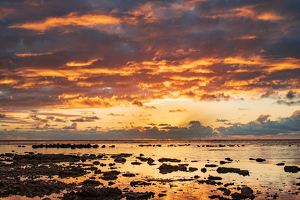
[0,179,71,198]
[158,163,188,174]
[62,185,122,200]
[231,186,255,199]
[125,191,155,199]
[284,166,300,173]
[217,167,250,176]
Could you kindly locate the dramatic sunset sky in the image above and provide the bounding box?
[0,0,300,140]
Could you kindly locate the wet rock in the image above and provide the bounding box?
[284,166,300,173]
[249,158,255,160]
[276,163,285,166]
[217,167,249,176]
[0,179,71,198]
[231,186,255,199]
[92,161,100,165]
[114,157,126,163]
[158,193,167,197]
[218,187,231,196]
[208,175,223,180]
[130,181,151,187]
[205,164,218,167]
[158,163,187,174]
[158,158,181,162]
[62,185,122,200]
[201,168,207,173]
[100,171,121,180]
[125,191,155,199]
[131,161,142,165]
[198,179,223,186]
[82,180,102,186]
[225,158,233,162]
[189,167,198,172]
[255,158,266,162]
[220,161,231,165]
[122,173,136,177]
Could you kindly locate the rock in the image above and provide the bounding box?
[201,168,207,173]
[284,166,300,173]
[82,179,102,186]
[249,158,255,160]
[205,164,218,167]
[92,161,100,165]
[225,158,233,162]
[189,167,198,172]
[125,191,155,199]
[100,171,121,180]
[231,186,255,199]
[276,163,285,166]
[218,187,231,196]
[217,167,249,176]
[158,163,187,174]
[158,158,181,162]
[208,175,222,180]
[63,185,122,200]
[158,193,167,197]
[130,181,151,187]
[198,179,223,186]
[256,158,266,162]
[122,173,136,177]
[220,161,231,165]
[114,157,126,163]
[131,161,142,165]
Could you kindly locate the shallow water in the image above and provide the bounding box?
[0,139,300,199]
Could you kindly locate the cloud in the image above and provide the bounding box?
[107,113,125,117]
[0,114,5,118]
[70,116,100,122]
[169,109,187,113]
[216,110,300,136]
[62,122,77,130]
[216,119,229,123]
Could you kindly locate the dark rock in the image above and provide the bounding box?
[276,163,285,166]
[92,161,100,165]
[201,168,207,173]
[231,186,255,199]
[220,161,231,165]
[218,187,231,196]
[198,179,223,186]
[158,163,187,174]
[63,185,122,200]
[205,164,218,167]
[114,157,126,163]
[208,175,222,180]
[82,180,102,186]
[249,158,255,160]
[100,171,121,180]
[225,158,233,162]
[122,173,136,177]
[158,193,167,197]
[131,161,142,165]
[256,158,266,162]
[284,166,300,173]
[217,167,249,176]
[158,158,181,162]
[130,181,151,187]
[189,167,198,172]
[125,191,155,199]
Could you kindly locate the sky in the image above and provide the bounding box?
[0,0,300,140]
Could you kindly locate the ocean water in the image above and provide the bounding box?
[0,139,300,200]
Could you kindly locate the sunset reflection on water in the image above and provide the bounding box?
[0,140,300,199]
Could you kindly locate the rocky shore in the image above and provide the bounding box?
[0,143,299,199]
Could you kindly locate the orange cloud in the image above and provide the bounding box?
[15,52,54,57]
[9,12,122,32]
[66,58,101,67]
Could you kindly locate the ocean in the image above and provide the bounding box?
[0,139,299,199]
